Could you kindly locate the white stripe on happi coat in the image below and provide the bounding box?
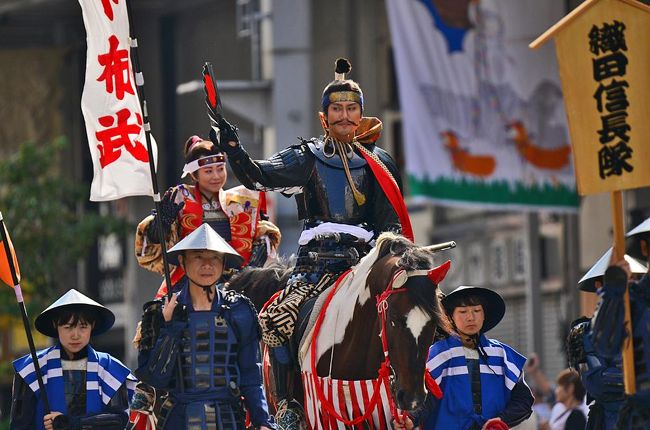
[426,344,522,389]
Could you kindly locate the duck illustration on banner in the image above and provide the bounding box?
[506,120,572,171]
[442,130,496,178]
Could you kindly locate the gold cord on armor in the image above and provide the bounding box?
[322,139,336,158]
[324,136,366,206]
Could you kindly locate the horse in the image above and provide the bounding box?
[227,232,452,427]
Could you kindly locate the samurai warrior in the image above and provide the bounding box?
[568,216,650,430]
[134,134,281,299]
[210,57,413,415]
[135,224,276,430]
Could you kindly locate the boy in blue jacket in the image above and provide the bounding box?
[11,289,135,430]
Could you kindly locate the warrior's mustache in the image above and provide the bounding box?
[331,119,359,126]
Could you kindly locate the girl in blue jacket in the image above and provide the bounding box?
[397,285,534,430]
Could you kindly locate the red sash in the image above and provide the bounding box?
[356,147,414,242]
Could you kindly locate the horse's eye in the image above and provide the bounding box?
[390,320,396,327]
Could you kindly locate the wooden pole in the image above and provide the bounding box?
[125,6,174,302]
[0,213,50,413]
[124,1,184,393]
[610,190,636,395]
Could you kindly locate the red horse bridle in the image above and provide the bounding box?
[375,279,410,422]
[375,269,445,423]
[310,262,448,426]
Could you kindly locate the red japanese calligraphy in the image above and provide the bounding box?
[97,35,134,100]
[95,108,149,168]
[101,0,120,21]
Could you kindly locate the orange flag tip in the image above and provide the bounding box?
[0,221,21,287]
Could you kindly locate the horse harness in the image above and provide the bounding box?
[306,267,443,427]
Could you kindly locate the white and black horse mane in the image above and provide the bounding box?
[375,232,443,321]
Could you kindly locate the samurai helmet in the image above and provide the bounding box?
[626,216,650,261]
[578,247,647,292]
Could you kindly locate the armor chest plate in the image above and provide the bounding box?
[302,140,371,223]
[180,311,240,393]
[205,217,232,242]
[62,368,87,417]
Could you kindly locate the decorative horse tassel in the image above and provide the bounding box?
[428,260,452,285]
[425,371,443,399]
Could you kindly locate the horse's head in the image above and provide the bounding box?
[368,233,453,412]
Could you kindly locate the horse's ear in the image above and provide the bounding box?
[428,260,451,285]
[391,269,408,289]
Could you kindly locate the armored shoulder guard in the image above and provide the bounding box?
[592,267,628,359]
[138,300,164,352]
[222,289,242,304]
[631,279,650,306]
[260,143,310,174]
[567,316,591,370]
[223,289,259,314]
[222,290,261,342]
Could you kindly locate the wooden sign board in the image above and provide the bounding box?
[531,0,650,196]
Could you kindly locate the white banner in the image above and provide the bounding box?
[79,0,157,201]
[386,0,578,211]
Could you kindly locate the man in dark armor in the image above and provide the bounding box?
[11,289,135,430]
[210,58,413,416]
[568,250,629,430]
[135,223,276,430]
[612,217,650,430]
[568,217,650,430]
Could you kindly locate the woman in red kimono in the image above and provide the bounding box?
[134,135,281,298]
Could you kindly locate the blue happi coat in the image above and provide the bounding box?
[12,343,136,430]
[423,334,527,430]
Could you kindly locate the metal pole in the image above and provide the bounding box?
[0,213,50,413]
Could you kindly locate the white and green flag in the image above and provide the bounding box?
[386,0,578,211]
